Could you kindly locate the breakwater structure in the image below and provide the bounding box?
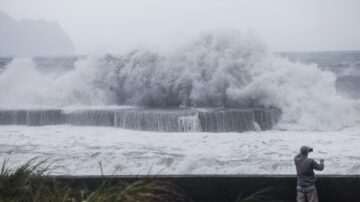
[53,175,360,202]
[0,107,281,132]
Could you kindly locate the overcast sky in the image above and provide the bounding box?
[1,0,359,54]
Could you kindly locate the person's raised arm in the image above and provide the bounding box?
[313,159,324,171]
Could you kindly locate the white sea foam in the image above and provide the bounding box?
[0,125,359,175]
[0,30,359,130]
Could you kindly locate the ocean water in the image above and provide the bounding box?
[0,31,359,174]
[2,51,359,99]
[279,51,360,99]
[0,40,359,131]
[0,125,359,175]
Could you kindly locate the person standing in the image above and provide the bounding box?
[294,146,324,202]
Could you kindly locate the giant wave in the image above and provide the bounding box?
[0,30,358,130]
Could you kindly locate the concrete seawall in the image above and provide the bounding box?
[53,175,360,202]
[0,108,281,132]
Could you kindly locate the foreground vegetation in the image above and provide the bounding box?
[0,157,280,202]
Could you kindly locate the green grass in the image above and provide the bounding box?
[0,157,191,202]
[0,157,283,202]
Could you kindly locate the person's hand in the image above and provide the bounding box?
[320,159,324,164]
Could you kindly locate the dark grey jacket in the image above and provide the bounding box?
[294,154,324,187]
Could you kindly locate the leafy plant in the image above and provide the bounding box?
[0,157,192,202]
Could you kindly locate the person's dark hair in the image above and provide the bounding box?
[300,146,313,156]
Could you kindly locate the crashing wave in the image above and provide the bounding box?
[0,30,358,130]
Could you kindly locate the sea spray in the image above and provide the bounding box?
[0,30,358,130]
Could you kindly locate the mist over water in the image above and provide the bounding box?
[0,30,359,131]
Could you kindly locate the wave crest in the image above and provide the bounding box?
[0,30,358,130]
